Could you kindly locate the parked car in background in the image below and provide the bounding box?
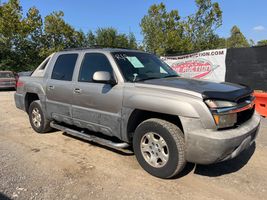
[0,71,16,90]
[18,71,32,77]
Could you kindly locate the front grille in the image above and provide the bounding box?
[236,105,255,126]
[236,94,253,104]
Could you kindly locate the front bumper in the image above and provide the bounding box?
[181,112,261,164]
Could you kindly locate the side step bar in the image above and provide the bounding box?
[50,121,132,153]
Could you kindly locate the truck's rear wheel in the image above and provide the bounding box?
[133,118,186,178]
[29,100,52,133]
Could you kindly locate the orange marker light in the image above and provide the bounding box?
[213,114,220,125]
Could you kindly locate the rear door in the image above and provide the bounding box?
[46,53,79,124]
[72,52,123,137]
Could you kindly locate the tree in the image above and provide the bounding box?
[128,32,138,49]
[214,37,227,49]
[0,1,45,71]
[88,27,138,49]
[0,0,139,72]
[249,39,255,47]
[226,25,249,48]
[16,7,44,69]
[140,3,191,55]
[43,11,76,54]
[140,1,223,55]
[185,0,223,51]
[40,11,89,58]
[0,1,89,71]
[87,31,96,46]
[0,0,23,71]
[257,40,267,46]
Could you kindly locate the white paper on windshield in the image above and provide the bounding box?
[126,56,144,68]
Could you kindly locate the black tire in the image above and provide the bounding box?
[133,118,186,178]
[28,100,52,133]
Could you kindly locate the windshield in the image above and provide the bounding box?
[0,72,14,78]
[112,52,178,82]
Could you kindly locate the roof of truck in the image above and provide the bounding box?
[59,47,144,53]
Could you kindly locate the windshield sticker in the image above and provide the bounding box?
[160,67,168,73]
[114,54,127,60]
[126,56,144,68]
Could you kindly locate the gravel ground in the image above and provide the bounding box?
[0,91,267,200]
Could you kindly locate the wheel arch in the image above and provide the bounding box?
[25,93,40,113]
[126,109,184,143]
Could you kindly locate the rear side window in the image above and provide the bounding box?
[78,53,113,82]
[40,57,50,70]
[51,54,78,81]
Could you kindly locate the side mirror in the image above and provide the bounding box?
[92,71,116,85]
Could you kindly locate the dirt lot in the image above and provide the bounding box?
[0,91,267,200]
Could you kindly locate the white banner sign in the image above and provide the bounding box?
[161,49,227,82]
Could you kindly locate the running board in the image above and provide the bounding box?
[50,121,131,153]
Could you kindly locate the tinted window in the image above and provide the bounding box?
[51,54,78,81]
[40,57,50,70]
[79,53,113,82]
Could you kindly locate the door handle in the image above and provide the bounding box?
[48,85,55,90]
[74,88,82,94]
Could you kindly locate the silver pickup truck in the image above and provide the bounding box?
[14,48,260,178]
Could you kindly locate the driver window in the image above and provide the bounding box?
[78,53,113,82]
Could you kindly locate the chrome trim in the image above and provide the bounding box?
[211,96,255,115]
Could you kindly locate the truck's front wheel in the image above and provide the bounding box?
[29,100,52,133]
[133,118,186,178]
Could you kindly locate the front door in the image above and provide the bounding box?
[72,53,123,137]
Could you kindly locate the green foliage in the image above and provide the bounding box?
[41,11,88,56]
[0,0,138,72]
[0,0,23,71]
[226,25,249,48]
[141,3,191,55]
[249,39,255,47]
[88,27,138,49]
[0,0,46,71]
[140,0,223,55]
[187,0,222,51]
[257,40,267,46]
[0,0,257,72]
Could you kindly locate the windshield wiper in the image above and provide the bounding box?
[134,77,161,82]
[163,75,179,78]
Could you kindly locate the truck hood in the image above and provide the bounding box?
[138,77,252,102]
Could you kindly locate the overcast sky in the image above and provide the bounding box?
[4,0,267,43]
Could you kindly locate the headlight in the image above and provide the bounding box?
[205,100,237,108]
[205,100,237,129]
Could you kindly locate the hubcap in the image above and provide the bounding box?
[140,132,169,168]
[32,108,41,128]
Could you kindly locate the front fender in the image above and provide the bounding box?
[124,94,200,118]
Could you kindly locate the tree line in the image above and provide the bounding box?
[0,0,266,72]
